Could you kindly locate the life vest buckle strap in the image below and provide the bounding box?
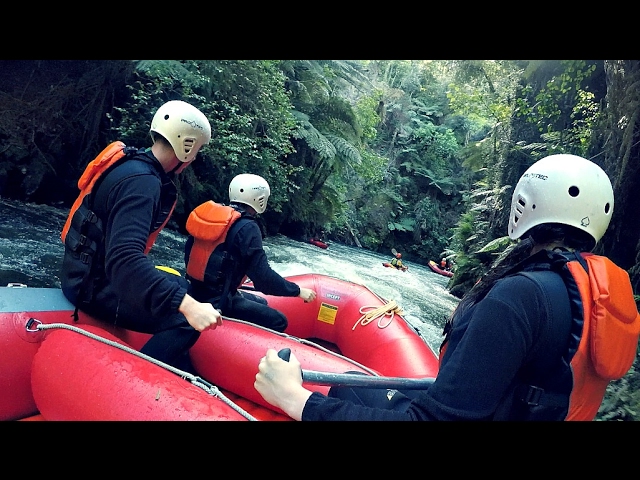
[79,252,91,264]
[522,385,544,406]
[84,211,98,225]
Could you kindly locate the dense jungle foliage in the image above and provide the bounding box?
[1,59,640,420]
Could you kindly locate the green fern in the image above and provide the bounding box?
[325,134,361,168]
[476,235,512,253]
[133,60,204,85]
[291,111,336,159]
[388,217,416,232]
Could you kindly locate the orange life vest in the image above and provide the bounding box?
[61,141,173,254]
[60,141,176,308]
[439,252,640,421]
[184,201,256,313]
[185,200,242,282]
[563,253,640,420]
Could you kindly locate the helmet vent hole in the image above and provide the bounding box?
[531,204,536,210]
[569,186,580,197]
[164,114,170,120]
[605,202,611,214]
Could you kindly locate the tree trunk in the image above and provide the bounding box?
[346,222,362,248]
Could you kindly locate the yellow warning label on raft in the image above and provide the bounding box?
[317,303,338,325]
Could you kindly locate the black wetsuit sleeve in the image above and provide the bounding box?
[237,221,300,297]
[301,275,549,421]
[302,392,421,421]
[102,173,186,317]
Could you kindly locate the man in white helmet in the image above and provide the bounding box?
[61,100,222,373]
[184,173,316,332]
[255,154,639,421]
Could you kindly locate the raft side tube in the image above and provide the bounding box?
[190,320,373,417]
[32,324,248,421]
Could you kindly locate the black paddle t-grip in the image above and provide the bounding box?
[278,348,291,362]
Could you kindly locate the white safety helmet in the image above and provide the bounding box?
[508,154,614,249]
[229,174,270,214]
[150,100,212,163]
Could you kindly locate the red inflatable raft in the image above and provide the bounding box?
[309,238,328,249]
[0,273,439,421]
[428,260,453,278]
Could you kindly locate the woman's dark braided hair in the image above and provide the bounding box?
[449,223,595,323]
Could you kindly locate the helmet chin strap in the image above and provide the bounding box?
[169,159,191,176]
[232,202,257,216]
[169,163,182,176]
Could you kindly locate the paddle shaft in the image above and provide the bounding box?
[277,348,434,390]
[302,370,434,389]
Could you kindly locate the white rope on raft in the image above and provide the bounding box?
[352,300,404,330]
[29,320,258,421]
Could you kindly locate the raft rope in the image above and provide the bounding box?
[352,300,404,331]
[27,320,258,421]
[26,314,384,419]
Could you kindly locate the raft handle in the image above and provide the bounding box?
[278,348,292,361]
[26,317,42,332]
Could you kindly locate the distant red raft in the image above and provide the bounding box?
[309,238,328,249]
[428,260,453,278]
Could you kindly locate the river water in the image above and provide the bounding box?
[0,197,460,353]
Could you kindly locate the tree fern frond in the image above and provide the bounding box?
[520,142,550,151]
[296,126,336,159]
[476,235,512,253]
[313,97,361,139]
[291,110,311,124]
[291,110,337,159]
[325,134,361,166]
[388,217,416,232]
[134,60,198,81]
[323,60,374,91]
